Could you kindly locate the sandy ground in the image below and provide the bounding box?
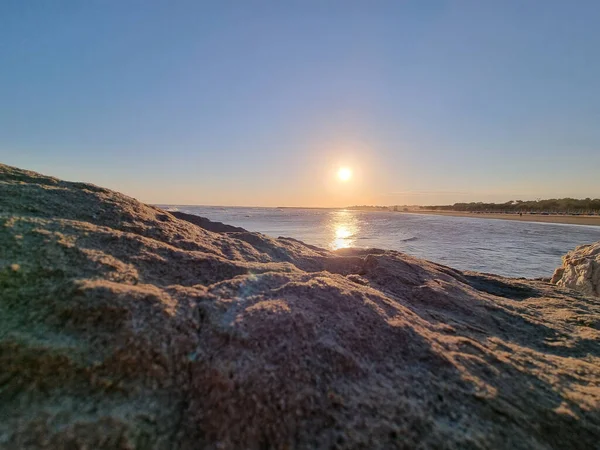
[403,210,600,226]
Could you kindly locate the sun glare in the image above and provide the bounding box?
[329,211,358,250]
[337,167,352,182]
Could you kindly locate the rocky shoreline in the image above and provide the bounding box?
[1,163,599,449]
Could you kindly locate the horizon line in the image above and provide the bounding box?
[152,196,600,210]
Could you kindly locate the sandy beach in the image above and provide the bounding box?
[403,210,600,226]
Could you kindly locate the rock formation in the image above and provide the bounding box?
[170,210,247,233]
[1,163,599,449]
[551,241,600,298]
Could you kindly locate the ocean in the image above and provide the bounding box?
[161,206,600,279]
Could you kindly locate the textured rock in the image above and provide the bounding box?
[551,241,600,297]
[170,211,247,233]
[1,163,600,449]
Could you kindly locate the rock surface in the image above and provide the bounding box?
[170,211,247,233]
[1,163,599,449]
[551,241,600,298]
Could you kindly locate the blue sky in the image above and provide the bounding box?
[1,1,599,206]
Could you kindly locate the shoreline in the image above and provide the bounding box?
[402,210,600,226]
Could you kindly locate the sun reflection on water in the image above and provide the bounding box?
[329,211,359,250]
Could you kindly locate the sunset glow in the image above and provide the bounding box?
[329,210,359,250]
[337,167,352,182]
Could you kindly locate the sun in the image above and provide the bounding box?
[337,167,352,182]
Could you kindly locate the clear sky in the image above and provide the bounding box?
[1,1,599,207]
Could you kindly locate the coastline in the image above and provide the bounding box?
[402,209,600,227]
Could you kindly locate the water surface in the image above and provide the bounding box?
[162,206,600,279]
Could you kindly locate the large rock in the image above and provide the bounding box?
[551,241,600,297]
[1,163,599,449]
[170,210,248,233]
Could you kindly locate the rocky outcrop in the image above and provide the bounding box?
[551,241,600,297]
[1,163,599,449]
[170,211,247,233]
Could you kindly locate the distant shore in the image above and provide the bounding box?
[403,210,600,226]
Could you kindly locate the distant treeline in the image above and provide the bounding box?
[423,198,600,214]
